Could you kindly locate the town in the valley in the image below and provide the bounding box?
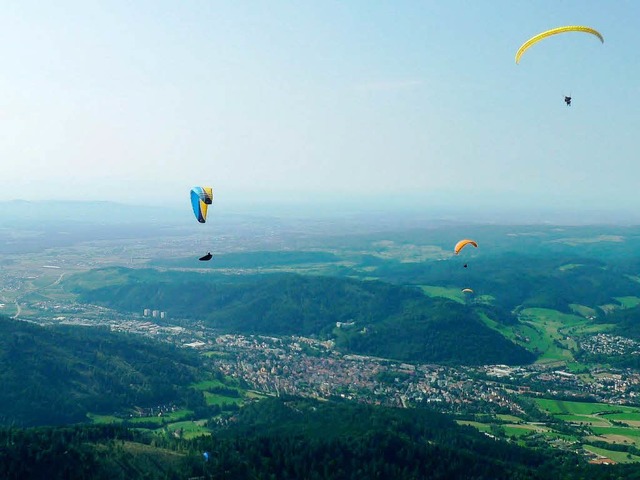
[3,255,640,464]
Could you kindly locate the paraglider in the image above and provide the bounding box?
[454,239,477,269]
[462,288,474,294]
[190,186,213,224]
[515,25,604,64]
[516,26,603,105]
[191,187,214,260]
[454,239,478,255]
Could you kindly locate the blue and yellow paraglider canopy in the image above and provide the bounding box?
[190,186,213,223]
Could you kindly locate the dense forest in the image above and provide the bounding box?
[67,268,534,365]
[2,397,639,480]
[0,316,207,426]
[367,254,639,313]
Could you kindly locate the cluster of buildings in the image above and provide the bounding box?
[12,295,640,419]
[580,333,640,356]
[142,308,168,320]
[208,333,640,416]
[130,403,180,418]
[210,334,527,414]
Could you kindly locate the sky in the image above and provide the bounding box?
[1,1,639,219]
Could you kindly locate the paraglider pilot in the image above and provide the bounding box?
[564,96,571,106]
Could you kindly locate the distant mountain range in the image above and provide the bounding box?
[0,200,185,226]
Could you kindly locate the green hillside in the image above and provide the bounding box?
[3,398,639,479]
[0,316,207,426]
[66,268,534,365]
[371,255,639,313]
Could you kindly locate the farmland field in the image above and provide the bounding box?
[533,398,640,416]
[165,420,210,439]
[419,285,466,304]
[583,445,640,463]
[556,414,611,426]
[590,426,640,439]
[615,296,640,308]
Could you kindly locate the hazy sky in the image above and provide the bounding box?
[1,1,639,215]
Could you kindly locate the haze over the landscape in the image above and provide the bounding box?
[1,1,639,219]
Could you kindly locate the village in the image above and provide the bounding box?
[7,294,640,416]
[204,332,640,416]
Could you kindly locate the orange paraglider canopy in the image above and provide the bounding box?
[454,239,478,255]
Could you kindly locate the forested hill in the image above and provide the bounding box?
[67,267,535,365]
[193,397,618,479]
[3,397,639,479]
[0,316,206,426]
[370,254,640,313]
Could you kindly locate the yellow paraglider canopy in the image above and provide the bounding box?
[515,25,603,64]
[454,239,478,255]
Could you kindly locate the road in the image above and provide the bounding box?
[12,272,65,319]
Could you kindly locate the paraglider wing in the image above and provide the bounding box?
[454,239,478,255]
[190,186,214,223]
[462,288,474,294]
[199,252,213,261]
[515,25,603,64]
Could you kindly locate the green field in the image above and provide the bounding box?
[89,410,213,439]
[569,304,597,318]
[457,419,556,441]
[479,306,599,366]
[583,445,640,464]
[556,414,610,426]
[474,294,495,305]
[419,285,466,304]
[476,312,541,346]
[165,420,210,439]
[88,409,194,426]
[127,416,166,426]
[87,413,121,424]
[591,426,640,438]
[455,420,492,432]
[204,391,243,407]
[479,308,573,363]
[190,377,247,407]
[64,268,131,290]
[246,391,268,400]
[530,398,640,460]
[517,308,594,364]
[192,379,228,390]
[503,425,546,437]
[603,412,640,423]
[533,398,640,416]
[496,414,523,423]
[615,296,640,308]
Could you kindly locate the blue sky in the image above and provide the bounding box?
[1,1,638,218]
